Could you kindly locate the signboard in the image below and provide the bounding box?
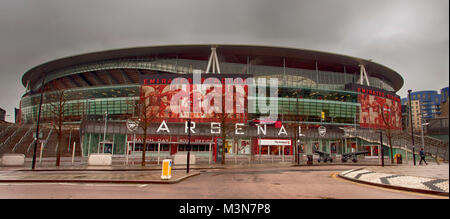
[126,135,213,144]
[346,83,402,130]
[126,119,139,132]
[345,83,401,102]
[139,73,250,123]
[258,139,291,146]
[318,126,326,137]
[358,93,402,130]
[33,132,43,139]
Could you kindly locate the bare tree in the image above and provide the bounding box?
[380,104,400,164]
[44,82,69,167]
[218,103,234,165]
[131,85,177,166]
[200,81,242,165]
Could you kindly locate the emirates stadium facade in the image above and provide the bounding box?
[19,44,404,163]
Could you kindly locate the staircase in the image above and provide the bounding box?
[0,123,14,138]
[0,123,19,149]
[42,129,81,157]
[25,127,52,158]
[12,124,35,153]
[348,129,449,162]
[0,124,31,156]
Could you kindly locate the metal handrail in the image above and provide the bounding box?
[0,123,14,137]
[0,124,23,152]
[12,124,35,152]
[347,129,448,161]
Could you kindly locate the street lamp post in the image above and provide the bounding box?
[408,90,416,166]
[421,122,429,153]
[31,76,46,170]
[187,119,191,174]
[126,119,138,166]
[297,125,305,165]
[101,111,108,153]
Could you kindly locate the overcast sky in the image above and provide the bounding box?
[0,0,448,122]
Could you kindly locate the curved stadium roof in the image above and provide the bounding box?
[22,44,404,92]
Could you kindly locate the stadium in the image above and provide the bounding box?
[1,44,448,163]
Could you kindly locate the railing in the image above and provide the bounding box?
[12,124,35,152]
[0,123,14,138]
[26,128,52,154]
[0,124,23,153]
[347,129,448,162]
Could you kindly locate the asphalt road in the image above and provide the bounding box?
[0,166,445,199]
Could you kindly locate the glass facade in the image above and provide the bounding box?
[21,85,139,122]
[82,132,126,156]
[28,58,397,92]
[21,83,360,126]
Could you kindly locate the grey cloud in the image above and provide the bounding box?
[0,0,448,122]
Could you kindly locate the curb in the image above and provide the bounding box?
[292,163,397,167]
[338,170,449,197]
[0,172,201,184]
[15,167,225,172]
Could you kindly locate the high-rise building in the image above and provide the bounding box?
[401,87,449,131]
[411,99,423,130]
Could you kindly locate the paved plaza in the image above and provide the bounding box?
[366,163,449,179]
[0,161,448,199]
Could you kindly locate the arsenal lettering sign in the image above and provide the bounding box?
[345,83,400,102]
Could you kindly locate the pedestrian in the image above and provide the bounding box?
[419,148,427,165]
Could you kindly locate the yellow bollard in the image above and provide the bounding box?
[161,159,172,180]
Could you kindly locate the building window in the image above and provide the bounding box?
[132,144,169,151]
[178,144,209,152]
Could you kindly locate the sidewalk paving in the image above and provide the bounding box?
[338,163,449,196]
[2,156,449,192]
[366,163,449,179]
[0,169,200,184]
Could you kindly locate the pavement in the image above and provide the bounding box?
[1,165,443,199]
[0,160,368,185]
[0,169,200,184]
[338,163,449,196]
[1,157,449,197]
[0,161,294,184]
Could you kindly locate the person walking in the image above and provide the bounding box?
[419,148,427,165]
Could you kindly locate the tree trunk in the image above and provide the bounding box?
[388,131,394,164]
[55,112,62,167]
[56,130,62,167]
[221,122,226,165]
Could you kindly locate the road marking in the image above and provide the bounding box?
[331,173,448,199]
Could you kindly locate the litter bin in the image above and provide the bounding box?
[161,159,172,180]
[306,155,313,166]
